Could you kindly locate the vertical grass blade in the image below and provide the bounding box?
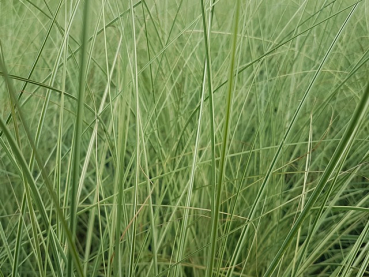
[67,0,91,276]
[199,0,217,274]
[128,0,140,276]
[207,1,241,276]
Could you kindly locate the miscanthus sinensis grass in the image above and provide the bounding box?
[0,0,368,276]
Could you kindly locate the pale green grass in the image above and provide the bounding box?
[0,0,368,277]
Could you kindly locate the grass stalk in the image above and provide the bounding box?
[67,0,91,275]
[207,1,241,276]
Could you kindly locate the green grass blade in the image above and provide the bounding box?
[67,0,91,275]
[199,0,217,274]
[207,1,241,276]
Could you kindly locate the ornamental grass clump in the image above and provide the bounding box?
[0,0,368,276]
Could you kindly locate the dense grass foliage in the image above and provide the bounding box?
[0,0,368,276]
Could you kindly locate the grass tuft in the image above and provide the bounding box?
[1,1,368,276]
